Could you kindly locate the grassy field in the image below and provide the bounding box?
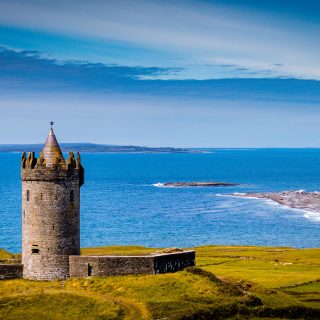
[0,245,319,319]
[0,249,19,262]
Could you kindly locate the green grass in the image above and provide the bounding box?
[81,245,156,256]
[0,249,19,262]
[196,246,320,288]
[0,293,123,320]
[0,245,319,319]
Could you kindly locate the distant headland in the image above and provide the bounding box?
[0,143,201,153]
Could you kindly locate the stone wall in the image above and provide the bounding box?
[69,251,195,278]
[154,251,196,273]
[0,264,23,280]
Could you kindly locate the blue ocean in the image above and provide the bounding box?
[1,149,320,253]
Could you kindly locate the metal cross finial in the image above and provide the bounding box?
[50,121,54,129]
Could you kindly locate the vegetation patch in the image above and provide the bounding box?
[81,245,156,256]
[0,249,20,264]
[0,245,319,319]
[0,293,123,320]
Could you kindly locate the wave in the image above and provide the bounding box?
[153,182,165,187]
[216,193,250,198]
[152,182,175,188]
[303,211,320,222]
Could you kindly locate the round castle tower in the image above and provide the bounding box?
[21,127,84,280]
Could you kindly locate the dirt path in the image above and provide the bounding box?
[54,287,150,320]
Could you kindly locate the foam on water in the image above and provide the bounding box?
[303,211,320,222]
[152,182,178,188]
[153,182,165,187]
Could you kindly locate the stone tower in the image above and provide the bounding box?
[21,126,84,280]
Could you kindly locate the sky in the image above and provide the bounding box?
[1,0,320,147]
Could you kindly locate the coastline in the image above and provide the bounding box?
[231,190,320,221]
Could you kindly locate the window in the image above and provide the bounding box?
[88,263,93,276]
[70,190,74,203]
[26,190,30,202]
[31,245,39,254]
[40,193,43,200]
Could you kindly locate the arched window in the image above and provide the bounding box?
[26,190,30,202]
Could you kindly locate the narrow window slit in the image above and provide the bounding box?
[88,263,93,276]
[31,244,39,254]
[70,190,74,203]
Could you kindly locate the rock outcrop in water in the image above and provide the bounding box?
[164,182,239,187]
[233,190,320,212]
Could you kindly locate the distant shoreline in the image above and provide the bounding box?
[0,143,205,154]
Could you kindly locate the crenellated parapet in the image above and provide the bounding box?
[21,151,84,186]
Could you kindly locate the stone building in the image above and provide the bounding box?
[21,126,84,280]
[1,126,196,281]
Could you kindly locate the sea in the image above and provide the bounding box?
[1,149,320,253]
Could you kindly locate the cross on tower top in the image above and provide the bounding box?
[50,121,54,129]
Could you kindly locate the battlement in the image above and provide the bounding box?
[21,151,84,185]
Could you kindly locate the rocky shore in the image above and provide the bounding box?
[233,190,320,212]
[163,181,239,187]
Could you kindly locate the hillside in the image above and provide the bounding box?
[0,245,319,319]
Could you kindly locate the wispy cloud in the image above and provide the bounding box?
[0,47,178,90]
[2,1,320,147]
[0,0,320,79]
[1,47,320,105]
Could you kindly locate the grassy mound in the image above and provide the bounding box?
[0,249,18,262]
[0,292,123,320]
[0,245,319,319]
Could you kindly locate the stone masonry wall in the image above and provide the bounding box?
[22,164,81,280]
[69,255,154,277]
[69,251,195,278]
[153,251,195,273]
[0,264,23,280]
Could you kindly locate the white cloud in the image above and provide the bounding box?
[0,0,320,79]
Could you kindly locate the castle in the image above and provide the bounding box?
[21,126,84,280]
[1,126,195,281]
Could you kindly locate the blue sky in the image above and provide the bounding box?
[0,0,320,147]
